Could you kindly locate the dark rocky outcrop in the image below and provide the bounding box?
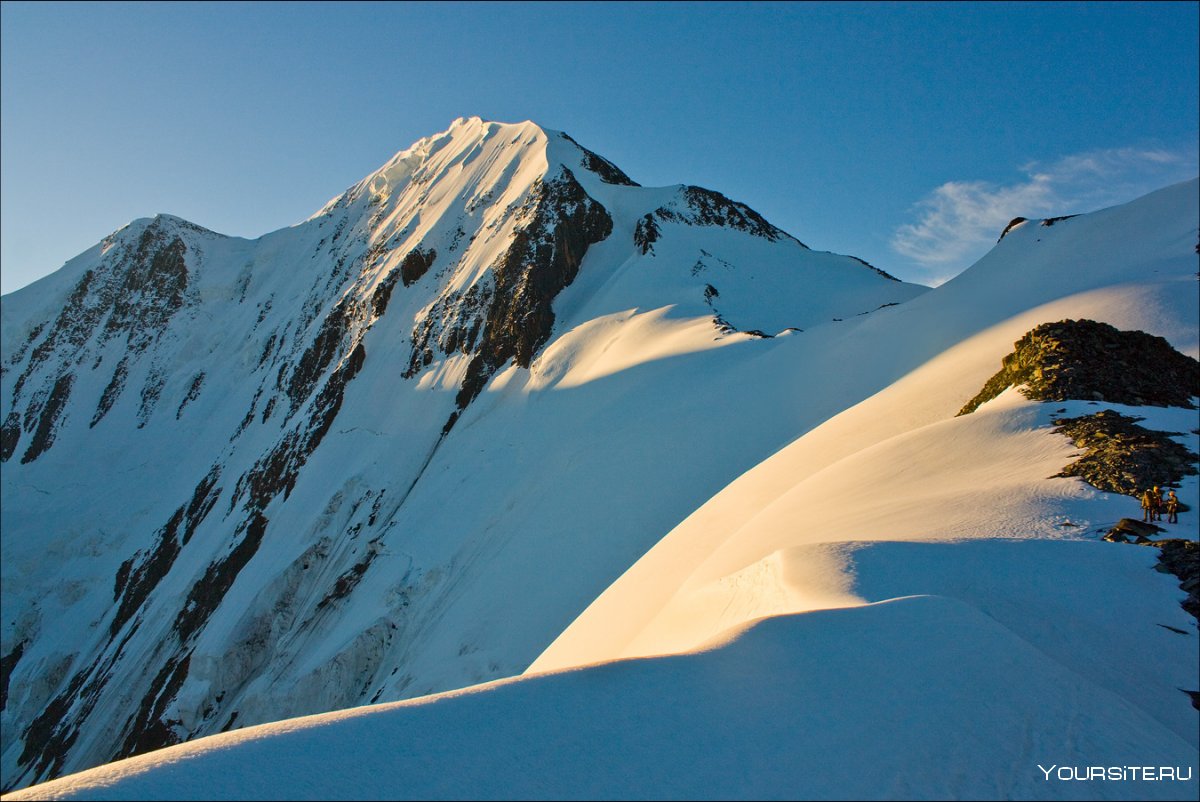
[399,247,437,287]
[91,357,130,428]
[959,319,1200,415]
[13,270,97,401]
[175,373,206,419]
[402,167,612,427]
[1155,539,1200,624]
[1051,410,1198,496]
[110,466,223,637]
[173,513,270,644]
[136,371,166,429]
[477,167,611,370]
[371,269,402,317]
[114,653,192,761]
[0,640,25,713]
[101,228,189,352]
[110,514,183,638]
[236,342,366,513]
[1102,517,1164,543]
[285,302,353,412]
[102,511,272,765]
[316,544,380,610]
[997,216,1028,241]
[634,213,660,255]
[16,669,89,784]
[404,285,491,378]
[6,217,199,462]
[849,256,901,282]
[20,373,75,464]
[655,186,803,246]
[2,322,45,376]
[558,132,640,186]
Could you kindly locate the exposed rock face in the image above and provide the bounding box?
[1156,539,1200,625]
[1102,518,1164,543]
[997,216,1028,241]
[556,132,640,186]
[405,165,613,429]
[1040,214,1078,228]
[399,247,437,287]
[653,186,803,246]
[848,256,901,282]
[2,217,199,464]
[18,373,75,464]
[1051,410,1199,496]
[959,319,1200,415]
[634,214,659,255]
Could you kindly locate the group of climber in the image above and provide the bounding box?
[1140,485,1180,524]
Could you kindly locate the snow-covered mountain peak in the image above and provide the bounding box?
[1,118,928,792]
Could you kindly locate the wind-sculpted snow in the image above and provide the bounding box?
[1,117,927,791]
[6,594,1197,801]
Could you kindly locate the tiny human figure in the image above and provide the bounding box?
[1141,488,1154,522]
[1151,486,1163,522]
[1165,490,1179,524]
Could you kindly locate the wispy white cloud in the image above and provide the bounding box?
[891,146,1199,285]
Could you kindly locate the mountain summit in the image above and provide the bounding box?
[1,119,925,790]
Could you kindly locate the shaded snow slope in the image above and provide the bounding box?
[6,592,1196,801]
[0,118,924,790]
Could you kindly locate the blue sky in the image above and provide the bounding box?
[2,1,1197,293]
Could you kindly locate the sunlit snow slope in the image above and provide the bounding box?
[532,181,1200,749]
[534,178,1200,675]
[1,118,925,791]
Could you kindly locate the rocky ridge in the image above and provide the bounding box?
[1052,410,1198,496]
[958,319,1200,416]
[961,319,1199,664]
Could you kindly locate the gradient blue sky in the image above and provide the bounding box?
[2,1,1197,294]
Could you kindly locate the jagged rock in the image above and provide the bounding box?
[633,213,659,255]
[1154,539,1200,623]
[3,217,202,463]
[399,247,436,287]
[653,186,803,245]
[959,319,1200,415]
[848,256,901,282]
[558,132,640,186]
[1105,518,1165,541]
[20,373,74,464]
[1040,214,1078,227]
[1051,410,1198,497]
[997,216,1028,241]
[0,641,24,713]
[450,167,613,419]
